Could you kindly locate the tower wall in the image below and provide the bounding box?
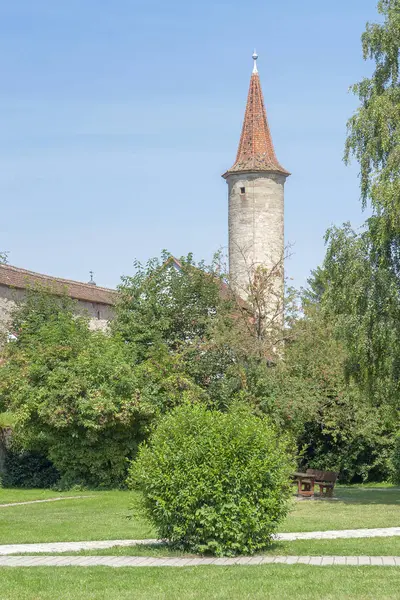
[227,171,286,297]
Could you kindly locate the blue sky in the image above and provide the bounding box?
[0,0,379,289]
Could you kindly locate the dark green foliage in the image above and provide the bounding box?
[3,447,59,489]
[279,284,398,482]
[392,434,400,484]
[300,402,396,483]
[128,404,295,557]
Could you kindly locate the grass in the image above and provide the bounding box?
[0,411,15,428]
[1,485,399,545]
[0,566,399,599]
[282,486,400,532]
[0,491,155,544]
[36,536,400,558]
[1,485,400,600]
[0,488,94,504]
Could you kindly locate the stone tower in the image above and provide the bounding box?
[223,52,290,300]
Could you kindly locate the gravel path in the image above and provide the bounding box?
[0,496,91,508]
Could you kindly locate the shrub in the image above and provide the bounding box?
[128,403,295,556]
[3,447,59,488]
[392,434,400,484]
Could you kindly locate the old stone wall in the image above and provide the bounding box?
[0,284,114,340]
[227,171,286,299]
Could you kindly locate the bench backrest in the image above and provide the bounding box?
[306,469,338,483]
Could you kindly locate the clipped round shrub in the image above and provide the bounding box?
[128,403,295,556]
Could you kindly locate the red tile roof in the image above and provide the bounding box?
[223,69,289,177]
[0,263,116,306]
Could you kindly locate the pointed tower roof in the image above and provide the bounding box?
[223,52,289,178]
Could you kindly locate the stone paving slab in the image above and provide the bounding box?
[0,496,91,508]
[0,555,400,567]
[2,526,400,556]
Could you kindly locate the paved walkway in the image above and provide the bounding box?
[0,555,399,567]
[1,527,400,555]
[0,496,90,508]
[277,526,400,541]
[0,539,158,555]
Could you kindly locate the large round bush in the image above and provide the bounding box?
[128,403,295,556]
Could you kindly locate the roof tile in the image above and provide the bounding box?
[224,70,289,177]
[0,263,116,305]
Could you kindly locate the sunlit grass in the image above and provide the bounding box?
[1,566,399,600]
[0,486,399,545]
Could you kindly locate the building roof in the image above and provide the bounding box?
[0,263,116,306]
[223,55,290,177]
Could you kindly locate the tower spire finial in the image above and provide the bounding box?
[222,49,289,177]
[252,49,258,73]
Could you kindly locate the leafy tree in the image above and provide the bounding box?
[113,252,224,361]
[322,1,400,406]
[292,282,396,481]
[0,251,7,264]
[323,224,400,403]
[113,252,241,407]
[0,288,212,487]
[392,434,400,483]
[345,0,400,254]
[0,290,151,487]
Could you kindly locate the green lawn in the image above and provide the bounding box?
[0,566,399,600]
[283,486,400,532]
[0,491,154,544]
[0,488,94,504]
[1,486,400,600]
[1,486,399,545]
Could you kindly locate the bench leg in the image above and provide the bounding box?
[317,484,334,498]
[296,479,314,498]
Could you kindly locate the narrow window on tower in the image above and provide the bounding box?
[240,187,246,195]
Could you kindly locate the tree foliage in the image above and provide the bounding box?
[323,224,400,403]
[0,285,214,487]
[0,291,152,487]
[322,1,400,412]
[2,241,396,487]
[113,252,224,360]
[345,0,400,252]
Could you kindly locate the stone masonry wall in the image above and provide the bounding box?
[0,284,114,340]
[227,171,286,299]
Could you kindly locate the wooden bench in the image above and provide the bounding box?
[306,469,338,497]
